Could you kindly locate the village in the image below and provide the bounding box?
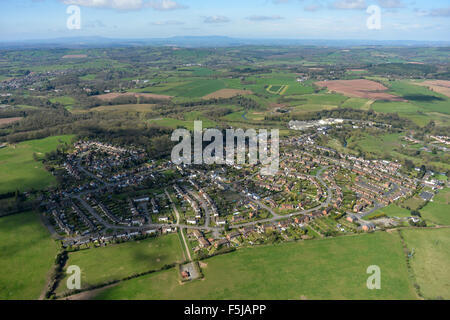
[39,125,446,263]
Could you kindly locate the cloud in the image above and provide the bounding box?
[62,0,144,10]
[150,20,185,25]
[246,15,284,21]
[61,0,187,11]
[85,19,106,28]
[414,6,450,17]
[146,0,187,11]
[376,0,405,9]
[331,0,366,10]
[203,16,230,23]
[428,7,450,17]
[304,4,322,12]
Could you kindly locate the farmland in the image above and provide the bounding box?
[56,233,184,296]
[315,79,404,101]
[92,232,416,300]
[402,228,450,300]
[419,188,450,226]
[363,204,411,220]
[0,211,59,300]
[0,135,74,193]
[0,43,448,302]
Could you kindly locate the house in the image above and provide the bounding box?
[226,231,241,241]
[186,218,197,225]
[198,237,210,248]
[214,239,229,249]
[362,223,375,232]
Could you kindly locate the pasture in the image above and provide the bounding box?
[0,135,74,193]
[363,204,411,220]
[56,233,184,295]
[387,81,449,115]
[402,228,450,299]
[93,232,416,300]
[420,188,450,226]
[0,211,59,300]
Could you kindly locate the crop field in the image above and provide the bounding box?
[79,104,156,114]
[411,80,450,98]
[50,96,76,107]
[56,233,184,296]
[0,117,23,127]
[146,79,226,98]
[386,81,449,115]
[202,89,253,99]
[149,116,216,130]
[92,232,416,300]
[419,188,450,226]
[315,79,405,101]
[0,135,74,193]
[95,92,172,101]
[0,211,59,300]
[402,228,450,299]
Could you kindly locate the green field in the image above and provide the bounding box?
[364,204,411,220]
[402,228,450,299]
[56,233,184,295]
[93,232,416,300]
[0,135,74,193]
[136,79,226,98]
[149,117,216,130]
[420,188,450,226]
[0,211,59,300]
[387,81,449,115]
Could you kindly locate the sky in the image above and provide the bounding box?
[0,0,449,41]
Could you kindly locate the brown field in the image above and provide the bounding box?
[413,80,450,98]
[315,79,405,101]
[95,92,172,101]
[62,54,88,59]
[203,89,253,100]
[0,117,22,127]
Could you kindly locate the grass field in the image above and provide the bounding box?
[420,188,450,226]
[402,228,450,299]
[363,204,411,220]
[149,117,216,130]
[0,135,74,193]
[93,232,416,300]
[82,104,155,114]
[0,211,59,300]
[56,233,184,295]
[150,79,226,98]
[387,81,449,115]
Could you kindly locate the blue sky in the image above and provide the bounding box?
[0,0,449,41]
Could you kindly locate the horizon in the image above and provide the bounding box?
[1,0,449,42]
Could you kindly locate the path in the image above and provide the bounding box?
[165,188,192,261]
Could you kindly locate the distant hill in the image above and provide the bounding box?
[0,36,449,49]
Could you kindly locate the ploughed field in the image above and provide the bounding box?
[315,79,405,101]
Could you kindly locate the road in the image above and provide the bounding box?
[165,188,192,261]
[187,189,211,228]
